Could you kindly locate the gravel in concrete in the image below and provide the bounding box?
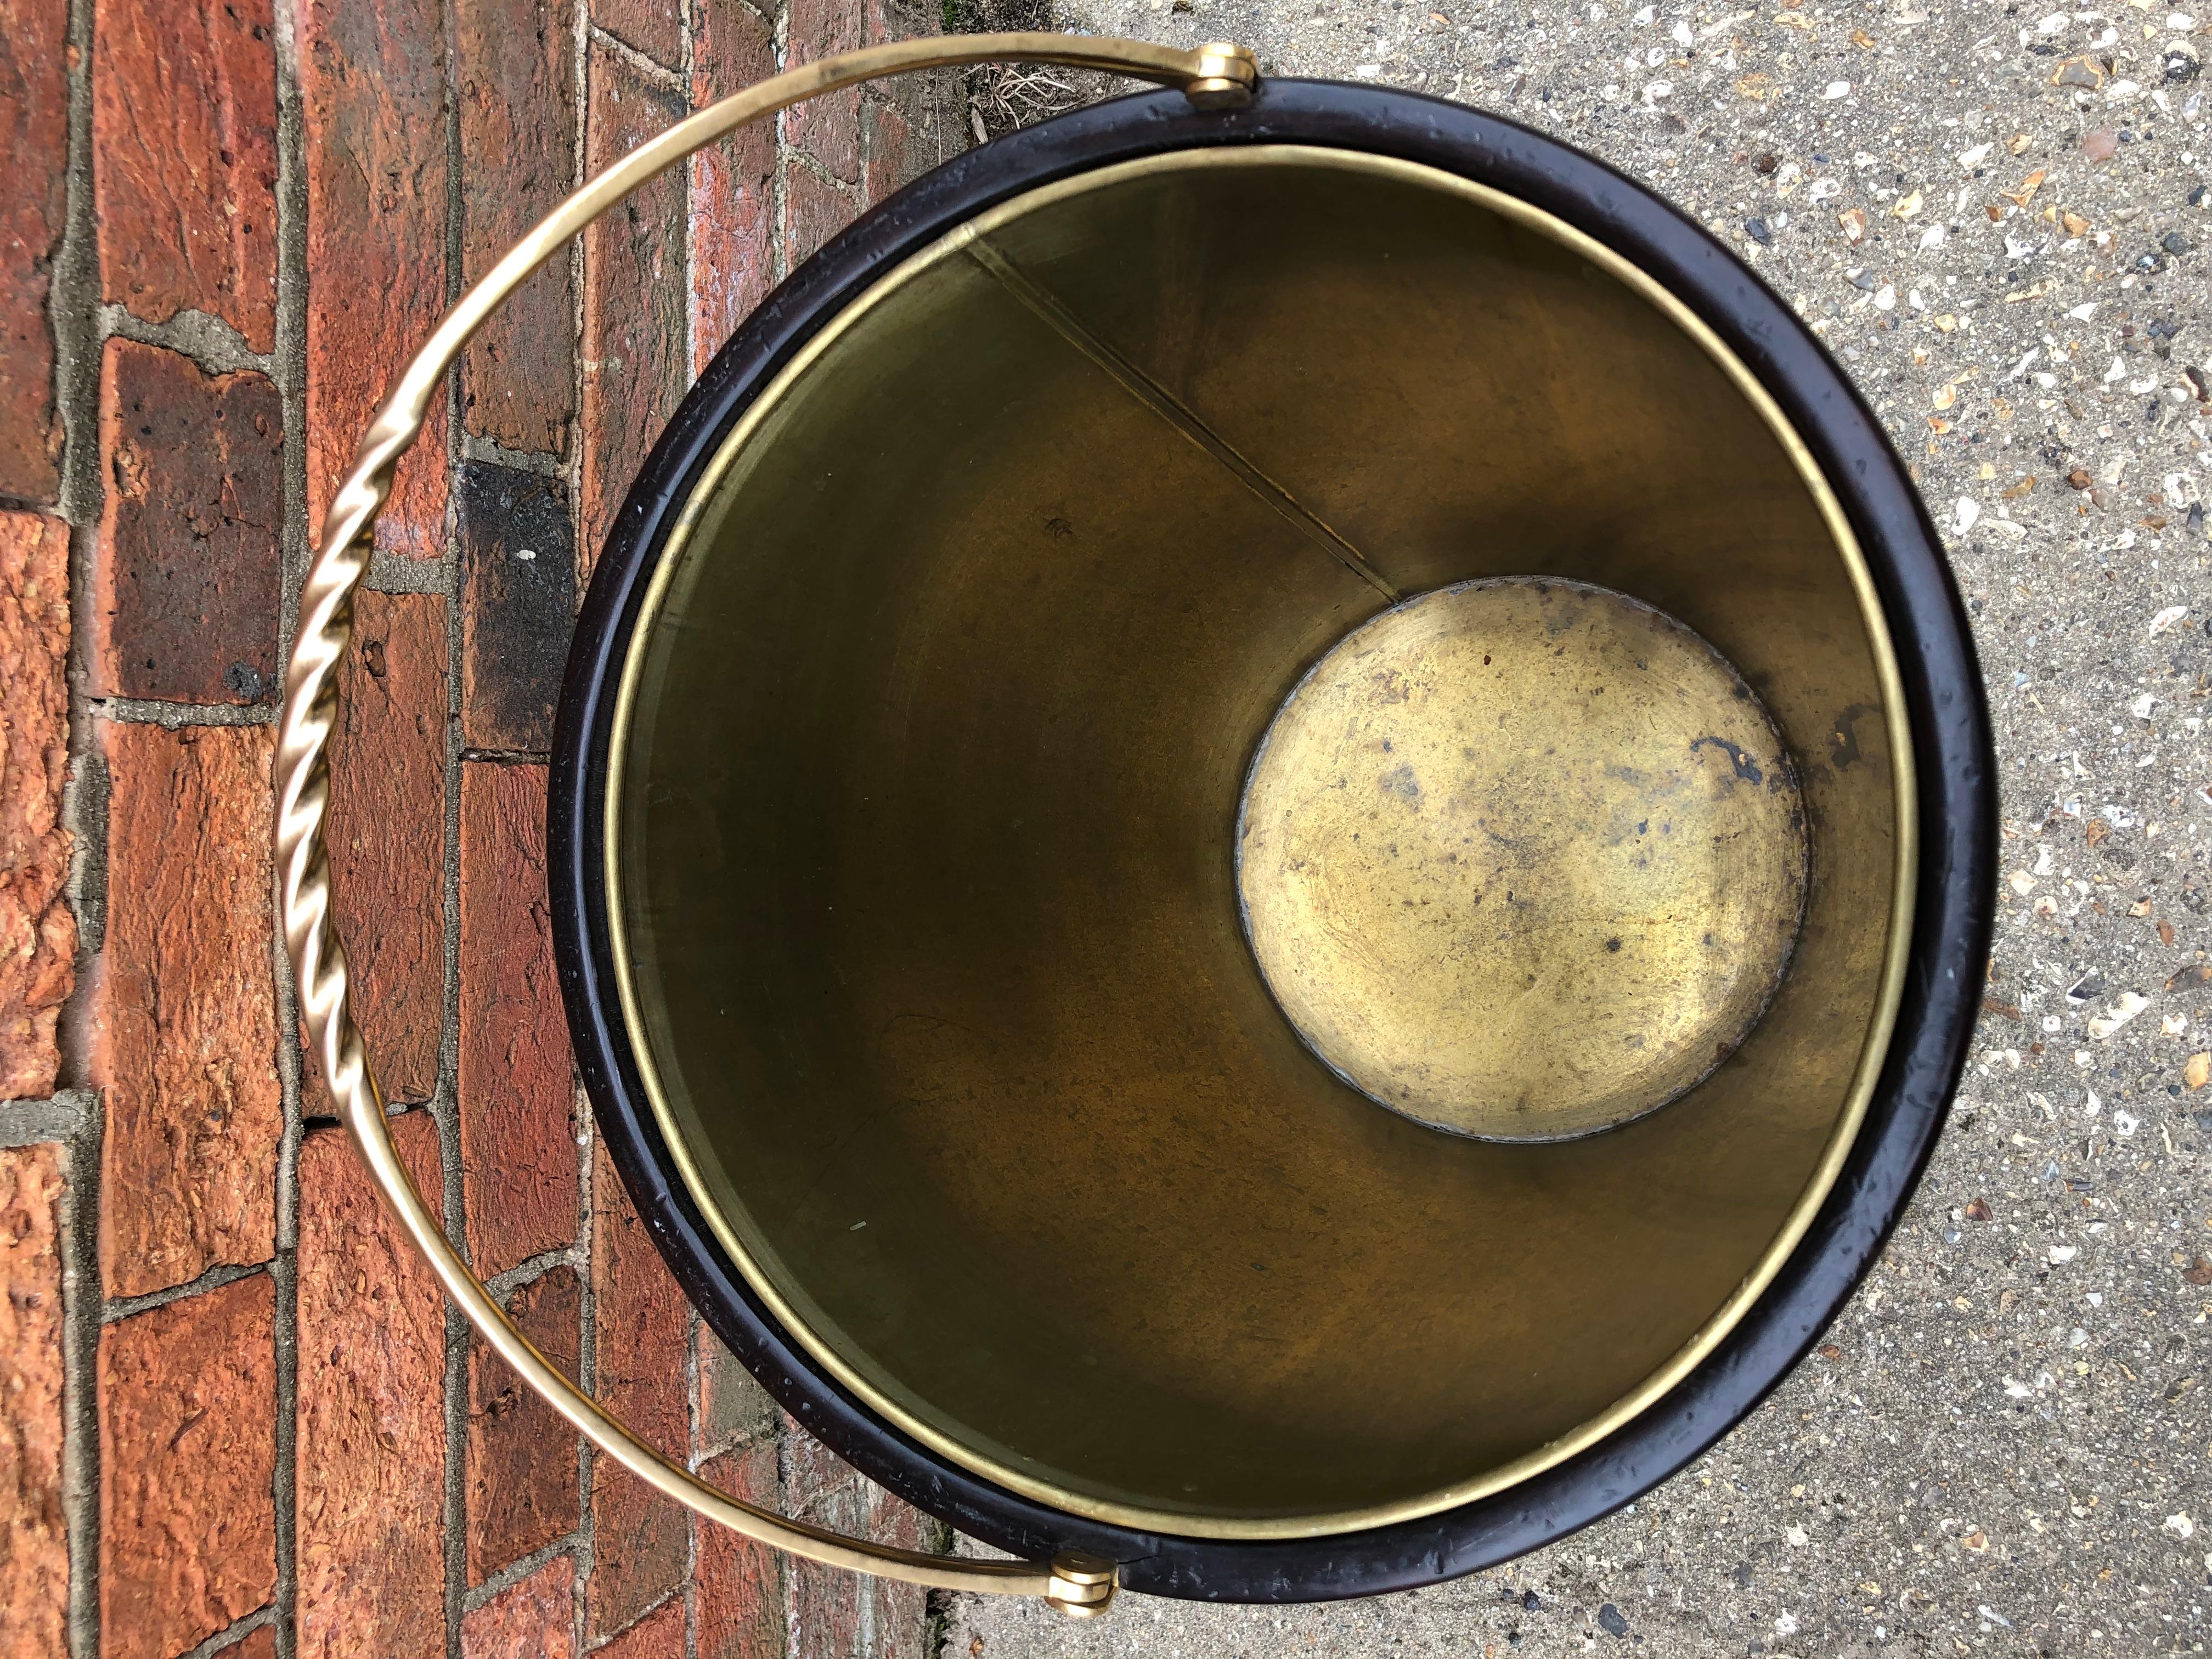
[944,1,2212,1654]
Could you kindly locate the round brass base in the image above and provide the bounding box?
[1237,578,1809,1141]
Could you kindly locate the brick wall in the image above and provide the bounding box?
[0,1,963,1655]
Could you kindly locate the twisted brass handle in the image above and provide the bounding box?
[276,34,1257,1615]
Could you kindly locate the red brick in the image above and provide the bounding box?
[296,1115,447,1659]
[862,99,914,210]
[298,0,450,560]
[229,1629,278,1659]
[457,761,576,1275]
[457,0,578,456]
[587,1141,688,1639]
[93,0,280,352]
[0,0,67,503]
[697,1323,775,1459]
[780,160,855,273]
[783,0,863,184]
[592,0,682,68]
[461,1553,577,1659]
[859,0,940,48]
[696,1437,783,1659]
[866,1491,930,1659]
[459,462,575,754]
[591,1592,682,1659]
[782,1414,843,1515]
[466,1263,581,1582]
[689,0,777,377]
[786,1425,931,1659]
[0,1145,66,1659]
[579,41,688,582]
[857,0,946,211]
[785,1428,865,1659]
[0,511,73,1100]
[92,338,284,705]
[323,591,448,1107]
[93,723,281,1299]
[99,1273,278,1659]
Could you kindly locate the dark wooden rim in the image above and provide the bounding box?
[550,78,1997,1602]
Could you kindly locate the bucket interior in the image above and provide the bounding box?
[605,146,1908,1535]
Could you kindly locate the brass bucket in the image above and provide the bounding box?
[279,37,1996,1614]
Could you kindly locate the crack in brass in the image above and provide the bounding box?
[963,233,1401,602]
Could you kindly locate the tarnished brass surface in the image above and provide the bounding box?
[609,147,1915,1536]
[1238,578,1808,1141]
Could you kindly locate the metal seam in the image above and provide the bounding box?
[961,233,1400,603]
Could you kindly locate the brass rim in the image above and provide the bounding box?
[605,144,1920,1541]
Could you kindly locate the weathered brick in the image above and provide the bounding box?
[579,40,688,580]
[786,1427,866,1659]
[100,1273,278,1659]
[323,591,448,1107]
[93,0,280,352]
[860,0,943,48]
[857,0,949,212]
[585,1458,685,1639]
[457,760,576,1275]
[0,0,67,504]
[781,160,855,272]
[298,0,450,559]
[230,1627,278,1659]
[457,0,578,456]
[783,0,863,184]
[782,1417,845,1519]
[862,99,914,210]
[867,1491,930,1659]
[587,1141,688,1639]
[461,1553,576,1659]
[695,1437,783,1659]
[0,511,73,1101]
[591,1591,682,1659]
[689,0,777,376]
[466,1263,581,1583]
[459,462,575,754]
[787,1424,932,1659]
[93,722,281,1299]
[592,0,682,69]
[92,338,284,705]
[0,1145,66,1659]
[697,1323,775,1460]
[296,1114,447,1659]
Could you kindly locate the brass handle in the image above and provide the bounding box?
[276,34,1257,1616]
